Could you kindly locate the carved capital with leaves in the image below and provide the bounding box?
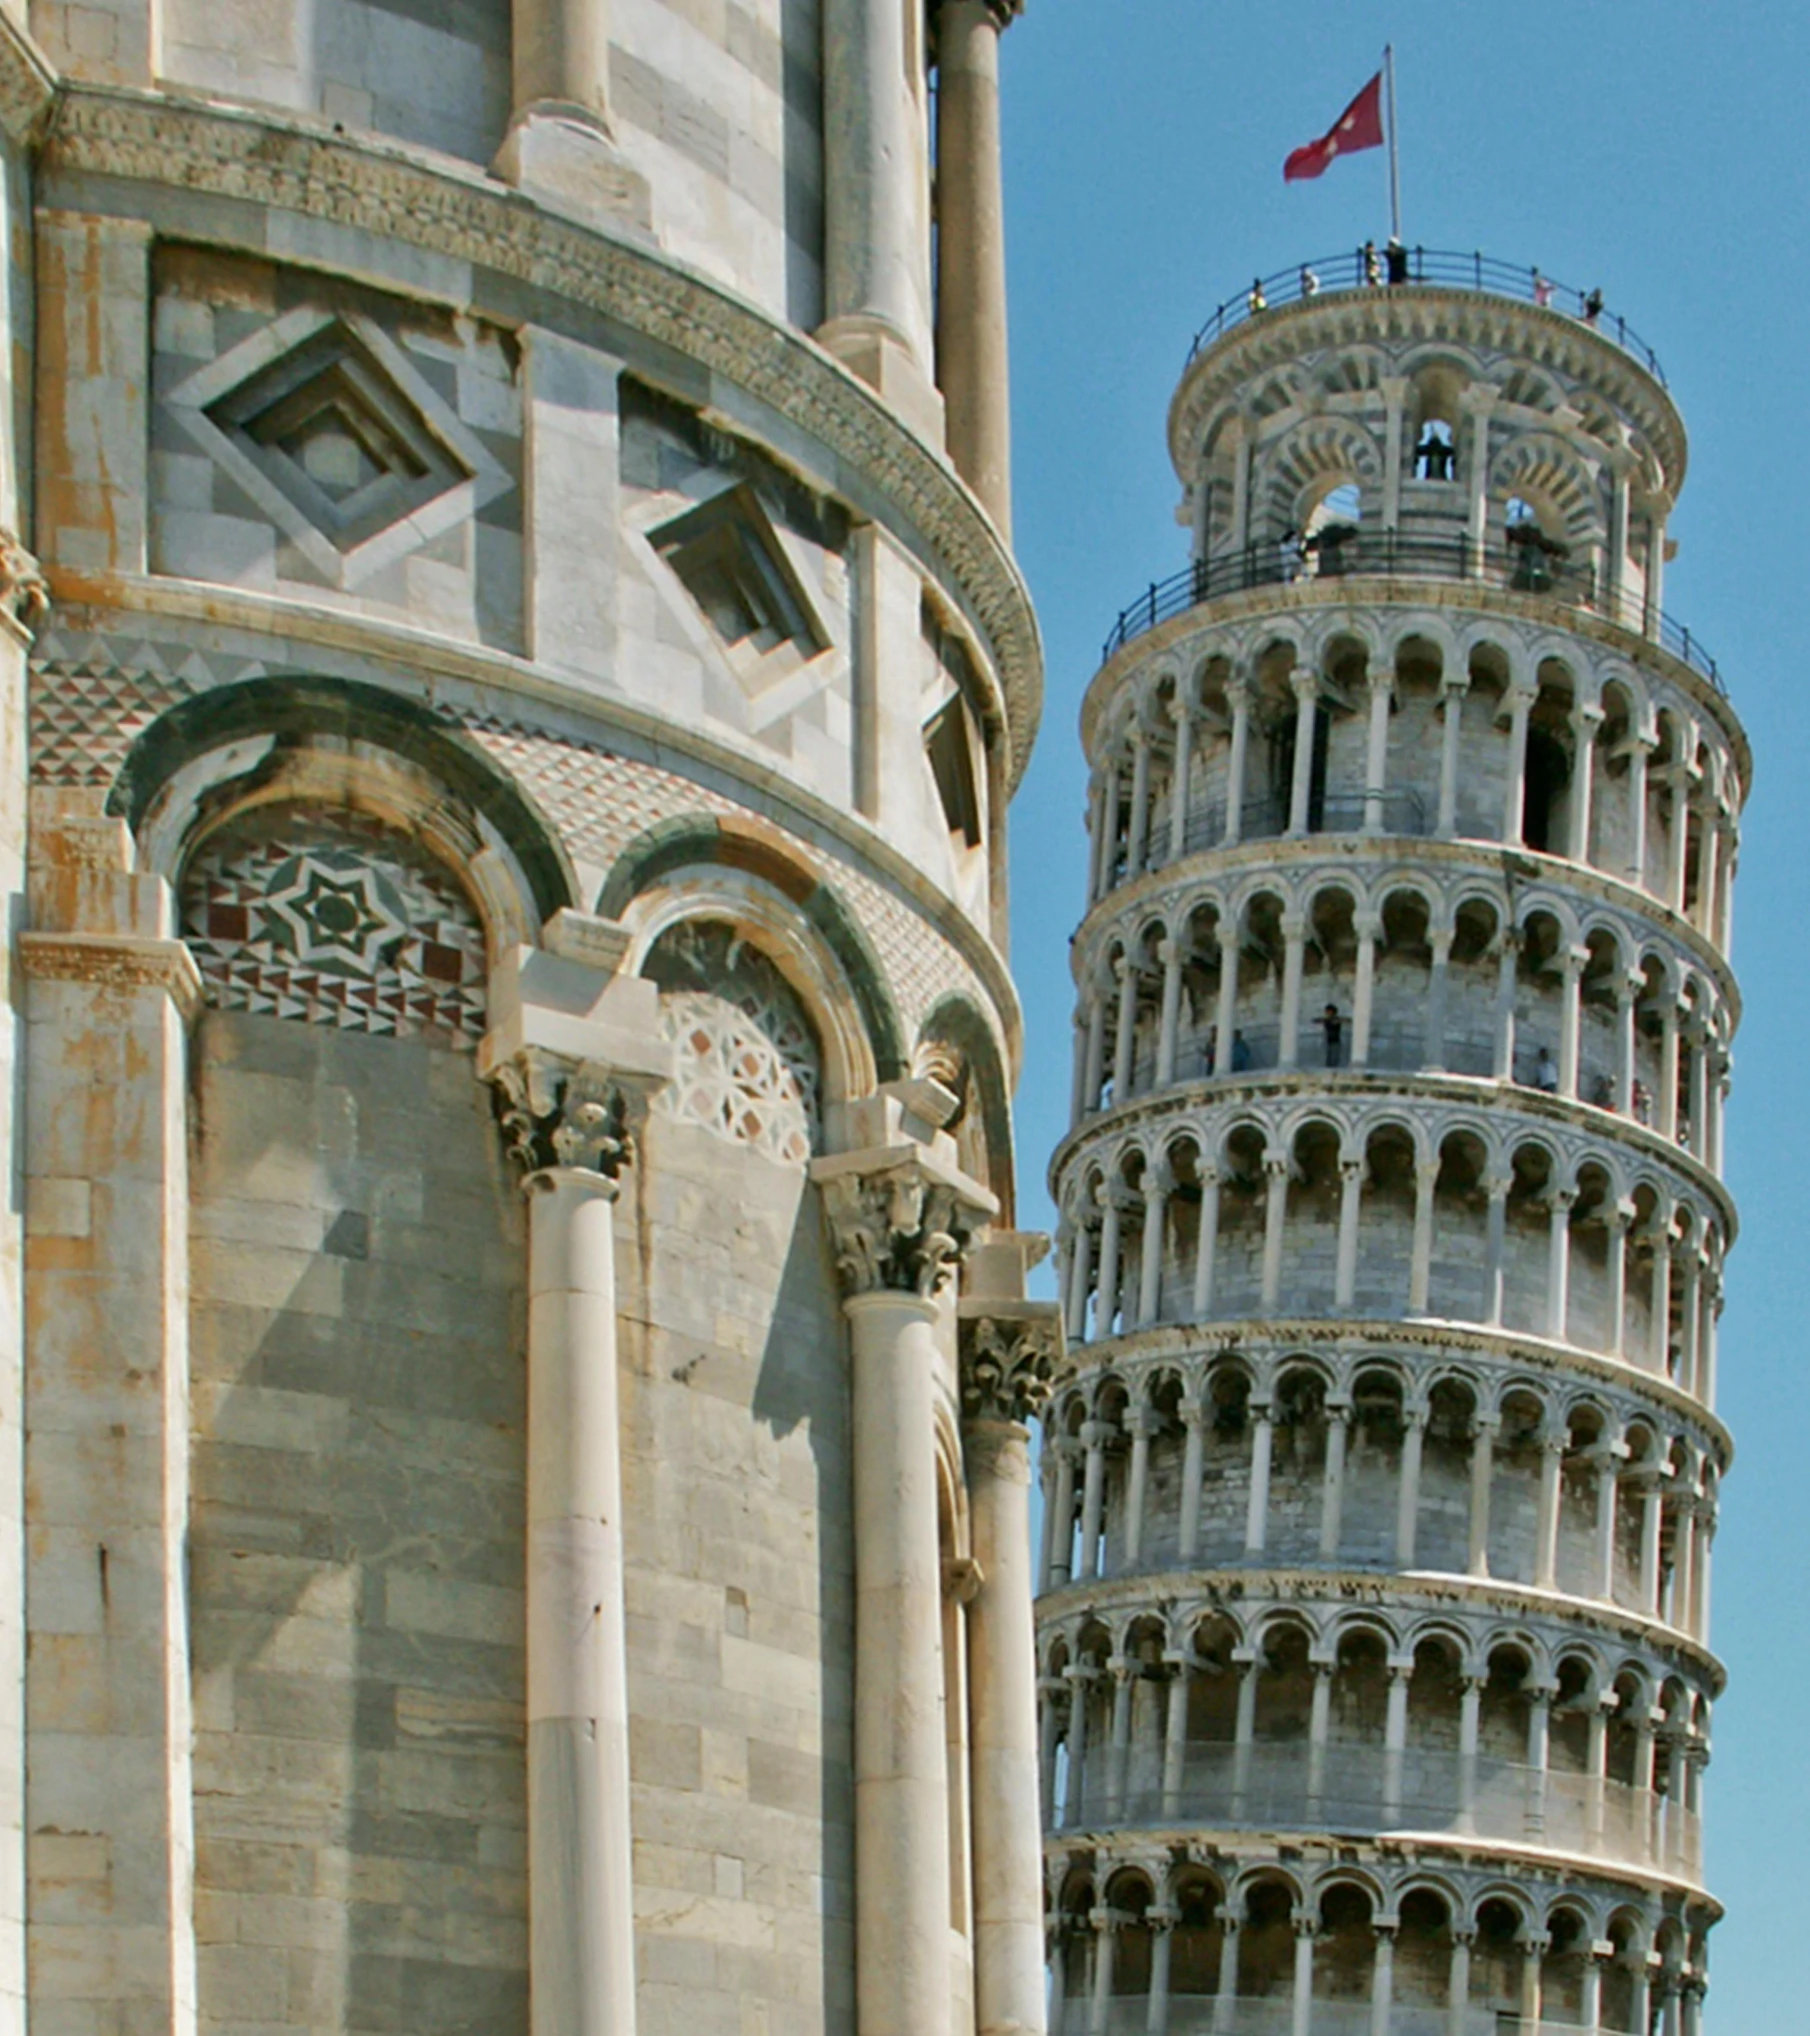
[491,1047,654,1183]
[957,1301,1064,1426]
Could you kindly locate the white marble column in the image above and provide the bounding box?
[1212,928,1239,1074]
[1350,913,1381,1067]
[1491,934,1520,1082]
[1436,676,1470,837]
[1155,939,1185,1087]
[1192,1169,1221,1317]
[959,1273,1060,2036]
[1468,1416,1499,1578]
[1245,1401,1276,1555]
[1168,697,1196,861]
[484,950,675,2036]
[1665,767,1694,912]
[1457,1678,1483,1832]
[1627,734,1652,885]
[1161,1655,1192,1816]
[1121,1407,1154,1568]
[1260,1156,1291,1310]
[1570,701,1604,862]
[1277,914,1308,1070]
[1223,678,1254,846]
[1535,1434,1566,1590]
[1594,1442,1623,1600]
[1369,1923,1397,2036]
[934,0,1018,533]
[1382,1668,1411,1822]
[499,0,650,220]
[1077,1420,1107,1582]
[1483,1173,1512,1326]
[1290,1916,1316,2036]
[1396,1405,1427,1567]
[1362,669,1395,832]
[1177,1407,1207,1562]
[1647,1218,1674,1375]
[1446,1929,1474,2036]
[1425,927,1453,1070]
[1559,945,1588,1099]
[1638,1478,1665,1617]
[1546,1186,1576,1342]
[820,0,938,427]
[1111,956,1139,1102]
[1125,728,1153,878]
[1501,680,1537,846]
[1319,1402,1351,1558]
[1144,1910,1176,2035]
[1615,972,1640,1114]
[814,1114,997,2036]
[1137,1166,1170,1328]
[1334,1157,1365,1309]
[1606,1201,1632,1358]
[1286,668,1319,836]
[1409,1157,1439,1315]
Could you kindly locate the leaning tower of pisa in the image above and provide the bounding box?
[1040,253,1744,2035]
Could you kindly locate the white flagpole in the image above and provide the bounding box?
[1384,43,1402,242]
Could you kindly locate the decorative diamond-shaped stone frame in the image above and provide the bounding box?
[164,307,511,589]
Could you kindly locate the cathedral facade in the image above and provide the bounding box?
[0,5,1055,2036]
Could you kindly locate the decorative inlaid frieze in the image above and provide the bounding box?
[644,920,821,1165]
[180,805,487,1044]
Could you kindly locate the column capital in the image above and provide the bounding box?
[1167,692,1194,729]
[812,1098,996,1297]
[1289,664,1320,704]
[958,1301,1063,1425]
[1352,910,1384,942]
[1439,669,1473,699]
[490,1047,656,1184]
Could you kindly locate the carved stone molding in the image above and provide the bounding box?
[817,1157,988,1300]
[0,16,54,148]
[0,529,48,632]
[958,1300,1063,1425]
[18,930,204,1018]
[490,1047,652,1182]
[40,86,1042,789]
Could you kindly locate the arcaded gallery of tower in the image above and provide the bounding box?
[0,3,1064,2035]
[1042,260,1741,2033]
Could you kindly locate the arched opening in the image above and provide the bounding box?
[1444,894,1502,1077]
[1470,1896,1529,2020]
[1375,886,1434,1071]
[1314,1882,1376,2004]
[1397,1888,1454,2012]
[1169,1868,1227,2002]
[1347,1367,1406,1568]
[1234,1878,1299,2004]
[1282,1121,1343,1316]
[1523,710,1573,853]
[1303,886,1358,1065]
[1359,1123,1419,1316]
[1420,1380,1481,1575]
[1271,1363,1331,1566]
[1427,1128,1489,1323]
[1490,1390,1548,1583]
[1404,1635,1465,1825]
[1215,1125,1270,1319]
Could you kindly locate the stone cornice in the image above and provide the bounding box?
[18,929,203,1017]
[1167,288,1687,505]
[1043,1825,1720,1912]
[1053,1069,1740,1244]
[1080,573,1748,777]
[1073,831,1742,1027]
[37,84,1042,790]
[1034,1565,1726,1693]
[1053,1317,1732,1465]
[0,14,55,147]
[42,584,1024,1077]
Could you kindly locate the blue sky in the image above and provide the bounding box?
[999,6,1809,2024]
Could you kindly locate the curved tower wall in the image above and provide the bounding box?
[0,6,1054,2036]
[1040,279,1744,2035]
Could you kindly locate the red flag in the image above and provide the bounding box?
[1284,72,1385,181]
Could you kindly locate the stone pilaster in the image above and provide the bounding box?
[20,793,203,2036]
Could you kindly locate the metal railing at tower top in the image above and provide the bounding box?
[1186,247,1667,382]
[1101,532,1726,694]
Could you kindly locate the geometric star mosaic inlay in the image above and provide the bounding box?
[181,804,488,1047]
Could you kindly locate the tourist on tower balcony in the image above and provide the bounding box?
[1321,1003,1345,1068]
